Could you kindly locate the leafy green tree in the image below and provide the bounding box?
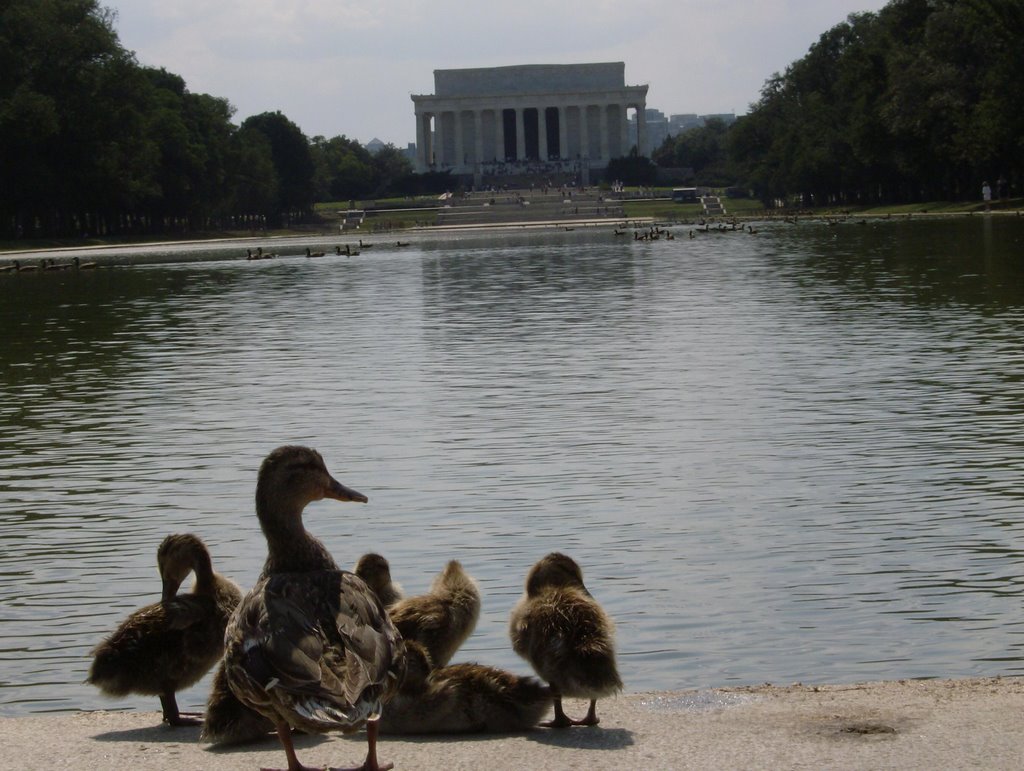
[240,111,315,223]
[654,118,732,186]
[310,135,375,201]
[605,149,657,186]
[229,126,279,220]
[372,144,414,196]
[0,0,128,236]
[729,0,1024,206]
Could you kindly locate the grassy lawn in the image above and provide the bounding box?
[315,198,441,231]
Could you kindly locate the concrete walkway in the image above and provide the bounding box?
[4,677,1023,770]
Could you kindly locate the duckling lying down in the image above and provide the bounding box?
[379,640,551,734]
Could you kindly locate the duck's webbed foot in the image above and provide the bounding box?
[166,714,203,727]
[572,699,600,726]
[540,696,575,729]
[329,718,393,771]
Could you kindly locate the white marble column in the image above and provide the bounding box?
[436,111,447,166]
[454,111,465,169]
[415,112,428,170]
[496,108,505,161]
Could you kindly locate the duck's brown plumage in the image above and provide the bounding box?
[222,445,404,771]
[87,533,242,726]
[379,640,551,734]
[354,553,404,608]
[509,552,622,728]
[388,559,480,668]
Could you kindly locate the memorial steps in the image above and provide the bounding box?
[434,188,624,227]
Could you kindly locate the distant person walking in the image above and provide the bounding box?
[982,180,992,211]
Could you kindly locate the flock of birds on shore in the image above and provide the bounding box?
[86,445,621,771]
[0,256,97,272]
[246,239,411,261]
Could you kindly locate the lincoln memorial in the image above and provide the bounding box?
[411,62,648,183]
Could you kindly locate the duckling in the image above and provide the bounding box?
[222,445,404,771]
[509,552,622,728]
[354,553,404,607]
[388,559,480,668]
[87,533,242,726]
[201,663,275,745]
[379,640,551,734]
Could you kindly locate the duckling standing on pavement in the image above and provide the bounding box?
[509,552,622,727]
[87,533,242,726]
[388,559,481,668]
[221,445,404,771]
[379,640,552,734]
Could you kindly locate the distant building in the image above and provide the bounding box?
[630,111,739,155]
[365,138,387,154]
[701,113,737,127]
[410,62,649,182]
[628,108,669,156]
[669,114,703,133]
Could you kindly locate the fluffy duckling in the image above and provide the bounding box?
[201,662,275,745]
[87,533,242,726]
[354,553,404,607]
[379,640,551,734]
[509,552,622,728]
[388,559,480,668]
[222,445,404,771]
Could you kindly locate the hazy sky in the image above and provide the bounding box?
[107,0,890,148]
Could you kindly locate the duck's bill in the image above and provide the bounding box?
[326,478,369,503]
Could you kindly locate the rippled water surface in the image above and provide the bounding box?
[1,217,1023,716]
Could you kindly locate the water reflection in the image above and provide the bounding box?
[1,219,1023,716]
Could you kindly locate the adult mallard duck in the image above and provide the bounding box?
[87,533,242,726]
[354,553,404,608]
[222,445,404,771]
[509,552,622,728]
[379,640,551,734]
[388,559,480,668]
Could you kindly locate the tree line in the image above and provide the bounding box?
[5,0,1021,241]
[0,0,439,241]
[653,0,1022,207]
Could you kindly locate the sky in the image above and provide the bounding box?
[106,0,891,148]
